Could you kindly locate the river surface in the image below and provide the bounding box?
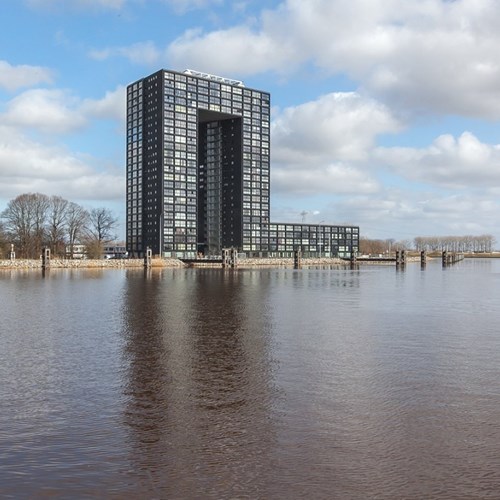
[1,259,500,499]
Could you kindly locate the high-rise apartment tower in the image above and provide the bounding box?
[126,69,359,258]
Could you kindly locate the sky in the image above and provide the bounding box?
[2,0,500,246]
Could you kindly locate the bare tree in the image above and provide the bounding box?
[413,234,496,253]
[84,207,118,258]
[395,239,412,251]
[86,207,117,242]
[1,194,123,260]
[47,195,69,257]
[359,237,387,255]
[1,193,50,258]
[66,202,89,257]
[0,220,8,258]
[31,193,50,257]
[1,194,33,258]
[486,235,496,252]
[476,234,496,253]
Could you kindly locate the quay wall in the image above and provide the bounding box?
[0,257,347,270]
[0,258,184,269]
[192,257,345,267]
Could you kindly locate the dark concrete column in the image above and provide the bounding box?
[442,250,448,267]
[350,252,357,269]
[420,250,427,267]
[230,247,238,268]
[294,249,302,269]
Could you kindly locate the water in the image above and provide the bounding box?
[1,260,500,498]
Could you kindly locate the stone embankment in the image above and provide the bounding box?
[0,256,348,270]
[183,257,346,267]
[5,255,438,270]
[0,258,185,270]
[235,257,345,267]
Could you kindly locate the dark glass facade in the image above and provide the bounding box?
[126,69,359,258]
[268,223,358,258]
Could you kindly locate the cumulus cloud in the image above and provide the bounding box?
[272,163,379,196]
[0,126,123,201]
[376,132,500,189]
[0,83,125,205]
[74,1,500,117]
[270,91,400,195]
[89,42,161,65]
[0,60,53,92]
[268,87,500,239]
[0,126,87,179]
[163,0,223,14]
[320,190,500,241]
[328,192,418,232]
[167,26,297,77]
[273,92,401,163]
[163,0,500,118]
[82,85,126,121]
[2,89,87,134]
[1,86,125,134]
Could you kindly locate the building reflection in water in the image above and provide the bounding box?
[121,268,278,497]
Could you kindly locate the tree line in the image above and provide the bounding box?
[359,238,411,255]
[413,235,496,253]
[0,193,118,259]
[360,234,496,255]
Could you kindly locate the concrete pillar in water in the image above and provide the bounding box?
[421,250,427,267]
[42,248,50,269]
[222,248,230,268]
[9,244,15,261]
[350,252,357,268]
[144,247,152,268]
[230,247,238,268]
[294,248,302,269]
[395,250,406,267]
[442,250,448,267]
